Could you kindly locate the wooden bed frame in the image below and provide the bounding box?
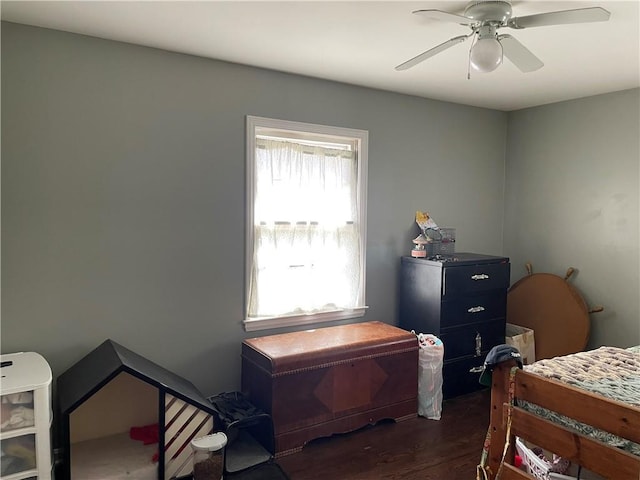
[485,360,640,480]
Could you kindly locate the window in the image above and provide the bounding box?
[245,116,368,331]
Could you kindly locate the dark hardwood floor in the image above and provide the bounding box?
[278,389,491,480]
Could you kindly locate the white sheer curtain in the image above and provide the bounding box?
[248,138,361,318]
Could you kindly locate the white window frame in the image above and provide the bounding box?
[244,115,368,332]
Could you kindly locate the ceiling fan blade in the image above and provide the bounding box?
[395,35,469,71]
[413,9,473,26]
[498,34,544,73]
[508,7,610,29]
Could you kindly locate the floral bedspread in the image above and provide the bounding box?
[519,346,640,457]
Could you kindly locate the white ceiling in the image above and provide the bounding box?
[2,0,639,111]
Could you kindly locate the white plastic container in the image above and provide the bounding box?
[0,351,53,480]
[191,432,227,480]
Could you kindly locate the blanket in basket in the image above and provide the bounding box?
[520,346,640,457]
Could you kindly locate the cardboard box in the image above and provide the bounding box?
[506,323,536,365]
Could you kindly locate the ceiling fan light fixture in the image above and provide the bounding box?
[470,37,503,73]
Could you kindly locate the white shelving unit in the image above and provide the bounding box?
[1,352,52,480]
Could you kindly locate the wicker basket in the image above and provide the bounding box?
[515,438,577,480]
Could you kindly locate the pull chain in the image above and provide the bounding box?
[467,31,477,80]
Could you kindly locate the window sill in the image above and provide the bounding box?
[243,307,367,332]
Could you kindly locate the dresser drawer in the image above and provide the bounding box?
[441,291,507,328]
[442,262,509,298]
[439,318,505,360]
[442,356,487,399]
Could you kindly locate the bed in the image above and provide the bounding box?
[482,345,640,480]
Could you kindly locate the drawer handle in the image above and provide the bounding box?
[471,274,490,280]
[468,306,485,313]
[475,332,482,357]
[469,366,484,373]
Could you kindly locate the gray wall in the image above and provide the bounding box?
[1,22,507,397]
[504,89,640,348]
[4,22,638,412]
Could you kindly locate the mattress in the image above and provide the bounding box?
[520,345,640,456]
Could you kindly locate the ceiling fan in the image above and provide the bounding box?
[396,1,611,74]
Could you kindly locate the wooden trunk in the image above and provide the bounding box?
[241,321,418,457]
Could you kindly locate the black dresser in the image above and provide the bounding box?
[399,253,510,398]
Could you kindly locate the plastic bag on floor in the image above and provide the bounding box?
[416,333,444,420]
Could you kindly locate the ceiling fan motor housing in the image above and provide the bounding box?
[464,0,513,23]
